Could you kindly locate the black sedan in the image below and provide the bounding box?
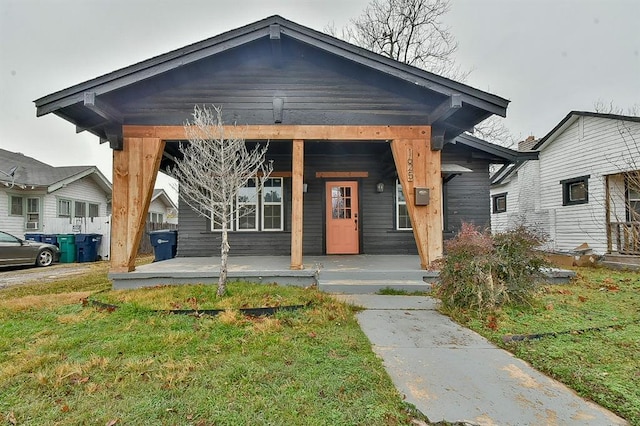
[0,231,60,267]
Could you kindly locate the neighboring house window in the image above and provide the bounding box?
[58,199,71,217]
[262,178,283,231]
[26,197,40,228]
[561,175,589,206]
[89,203,99,218]
[492,193,507,213]
[10,196,23,216]
[210,178,283,232]
[396,180,412,230]
[74,201,86,218]
[627,179,640,221]
[148,212,164,223]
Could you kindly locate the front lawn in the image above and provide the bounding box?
[442,267,640,425]
[0,268,414,425]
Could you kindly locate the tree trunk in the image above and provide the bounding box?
[218,215,230,297]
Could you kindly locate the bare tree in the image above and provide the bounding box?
[327,0,466,80]
[327,0,514,145]
[170,105,273,296]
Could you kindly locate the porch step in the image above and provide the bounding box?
[599,261,640,272]
[602,254,640,266]
[319,279,432,294]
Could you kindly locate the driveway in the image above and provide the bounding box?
[0,262,99,290]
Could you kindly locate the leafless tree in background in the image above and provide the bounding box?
[170,105,273,296]
[326,0,515,146]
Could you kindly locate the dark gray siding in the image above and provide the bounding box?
[442,145,491,238]
[177,141,493,257]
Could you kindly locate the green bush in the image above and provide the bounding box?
[435,223,548,314]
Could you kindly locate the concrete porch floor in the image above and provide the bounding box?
[109,255,438,291]
[109,254,576,292]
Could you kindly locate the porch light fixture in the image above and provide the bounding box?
[303,183,308,193]
[376,182,384,193]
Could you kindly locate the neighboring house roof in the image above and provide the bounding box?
[152,188,178,211]
[34,15,509,147]
[532,111,640,151]
[0,148,112,193]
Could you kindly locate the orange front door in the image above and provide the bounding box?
[325,181,359,254]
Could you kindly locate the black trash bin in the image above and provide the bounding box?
[24,233,44,242]
[149,230,177,261]
[75,233,103,262]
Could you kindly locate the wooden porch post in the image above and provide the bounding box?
[290,139,304,270]
[391,135,443,269]
[111,137,165,272]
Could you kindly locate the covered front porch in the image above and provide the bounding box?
[110,254,438,293]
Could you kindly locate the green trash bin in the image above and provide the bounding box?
[57,234,77,263]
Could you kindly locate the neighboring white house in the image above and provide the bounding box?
[490,111,640,256]
[149,188,178,225]
[0,148,112,239]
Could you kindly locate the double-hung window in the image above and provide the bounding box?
[58,199,71,217]
[211,177,284,231]
[89,203,100,218]
[627,179,640,221]
[262,178,283,231]
[74,201,86,218]
[26,198,40,227]
[10,196,23,216]
[396,180,412,230]
[237,179,259,231]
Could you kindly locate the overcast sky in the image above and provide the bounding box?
[1,0,639,202]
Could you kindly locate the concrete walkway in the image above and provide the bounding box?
[335,295,628,426]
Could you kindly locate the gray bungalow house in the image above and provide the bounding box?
[34,15,523,272]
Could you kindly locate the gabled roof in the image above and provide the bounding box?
[34,15,509,145]
[0,148,112,193]
[532,111,640,151]
[152,188,178,211]
[453,133,538,164]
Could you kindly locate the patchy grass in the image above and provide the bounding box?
[0,267,417,425]
[377,287,430,296]
[441,267,640,425]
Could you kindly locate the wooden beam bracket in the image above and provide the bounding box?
[430,126,446,151]
[273,97,284,123]
[428,94,462,126]
[270,24,282,66]
[84,92,123,124]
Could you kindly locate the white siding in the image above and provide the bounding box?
[538,116,640,254]
[1,188,47,238]
[44,176,109,222]
[1,175,110,239]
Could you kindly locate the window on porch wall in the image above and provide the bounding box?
[396,180,412,230]
[210,177,283,231]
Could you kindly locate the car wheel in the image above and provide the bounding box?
[36,249,54,267]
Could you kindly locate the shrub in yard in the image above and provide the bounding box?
[435,223,548,314]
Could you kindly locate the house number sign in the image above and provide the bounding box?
[406,147,414,182]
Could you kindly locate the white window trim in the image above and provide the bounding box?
[210,177,285,232]
[396,180,412,230]
[262,177,284,231]
[236,179,259,231]
[57,198,72,217]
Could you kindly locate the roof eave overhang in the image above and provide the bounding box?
[34,15,509,124]
[48,167,112,194]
